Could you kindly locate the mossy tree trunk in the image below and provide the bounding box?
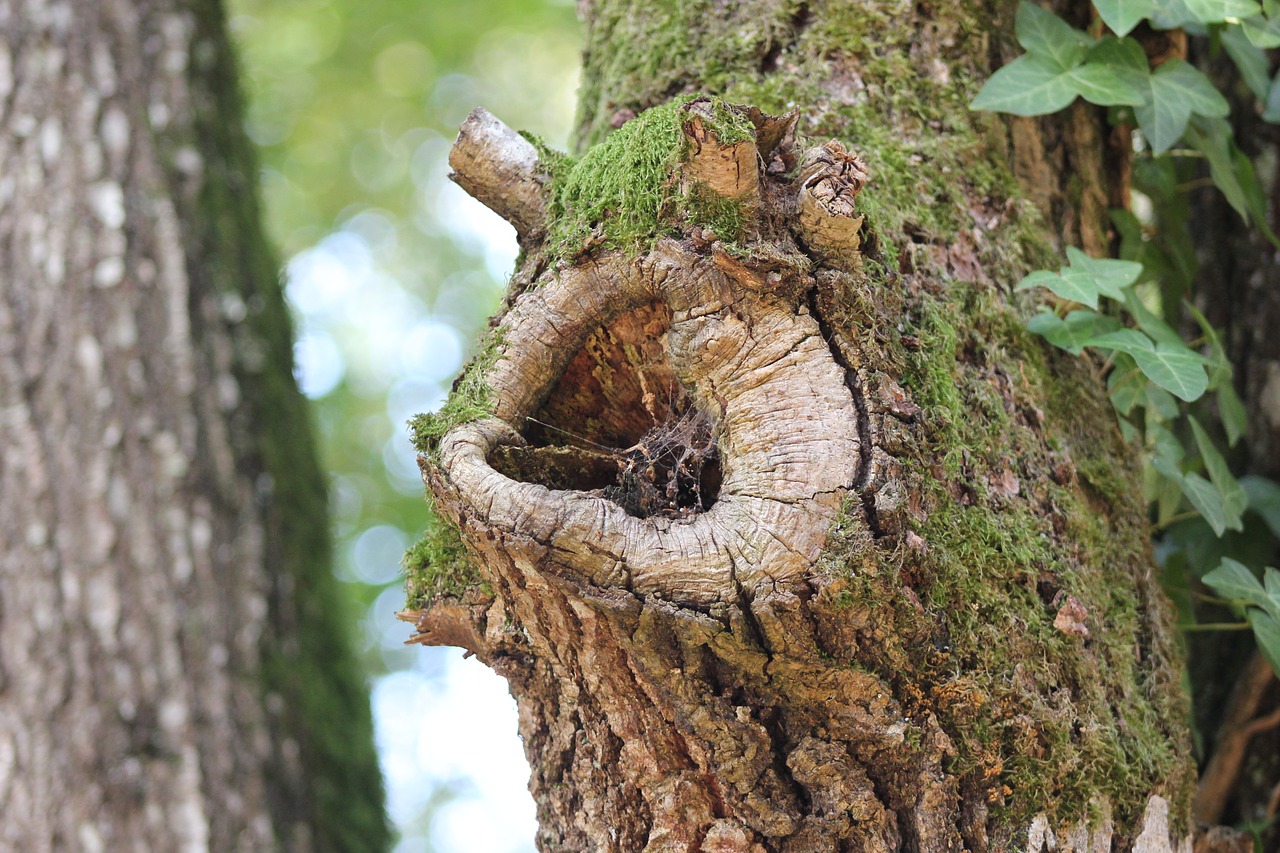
[0,1,387,850]
[405,1,1201,850]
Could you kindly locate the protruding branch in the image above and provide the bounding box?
[796,140,869,272]
[679,99,761,204]
[448,107,548,239]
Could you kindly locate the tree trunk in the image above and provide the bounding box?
[404,1,1197,850]
[0,1,387,850]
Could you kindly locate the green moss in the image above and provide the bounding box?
[408,332,502,457]
[541,96,756,257]
[402,492,482,608]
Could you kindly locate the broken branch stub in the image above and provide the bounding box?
[447,107,548,240]
[679,97,761,204]
[796,140,869,272]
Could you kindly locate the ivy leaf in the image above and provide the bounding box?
[1250,609,1280,676]
[1085,330,1211,401]
[1124,291,1184,348]
[1016,249,1141,308]
[1218,383,1248,446]
[1066,247,1143,299]
[1183,0,1263,22]
[970,54,1080,116]
[1181,473,1235,535]
[1108,352,1150,415]
[1242,11,1280,47]
[1028,309,1122,354]
[1222,27,1273,97]
[1203,557,1270,608]
[1068,62,1149,105]
[1243,475,1280,538]
[1094,0,1159,34]
[1015,1,1094,70]
[1189,416,1248,529]
[1151,0,1201,28]
[1265,70,1280,122]
[1136,60,1231,154]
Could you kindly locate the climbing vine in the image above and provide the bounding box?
[973,1,1280,677]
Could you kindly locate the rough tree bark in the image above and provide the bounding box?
[404,1,1202,850]
[0,1,386,850]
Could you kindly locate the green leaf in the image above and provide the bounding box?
[1242,11,1280,47]
[1124,290,1184,348]
[1066,247,1143,299]
[1183,116,1252,224]
[1087,329,1210,401]
[1016,1,1094,70]
[1189,416,1248,529]
[1137,59,1231,154]
[1265,566,1280,601]
[1218,382,1248,447]
[970,54,1080,115]
[1094,0,1159,34]
[1222,26,1273,97]
[1131,345,1211,401]
[1243,475,1280,538]
[1086,328,1156,355]
[1151,0,1201,28]
[1249,609,1280,676]
[1184,0,1263,22]
[1029,309,1122,354]
[1265,70,1280,122]
[1017,268,1096,307]
[1204,557,1269,605]
[1182,473,1232,535]
[1108,353,1149,415]
[1068,62,1148,106]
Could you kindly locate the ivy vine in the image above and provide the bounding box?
[972,0,1280,677]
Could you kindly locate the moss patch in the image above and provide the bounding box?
[819,278,1194,835]
[540,97,756,258]
[402,492,481,609]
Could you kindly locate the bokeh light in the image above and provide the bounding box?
[229,0,582,847]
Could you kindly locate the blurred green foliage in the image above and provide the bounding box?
[227,0,581,846]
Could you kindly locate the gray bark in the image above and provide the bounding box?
[0,1,386,849]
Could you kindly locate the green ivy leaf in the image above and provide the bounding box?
[1016,249,1142,308]
[1066,246,1143,299]
[1218,383,1248,446]
[1243,475,1280,538]
[1203,557,1270,607]
[1015,1,1094,70]
[1029,309,1122,354]
[969,54,1080,116]
[1108,353,1150,415]
[1189,416,1248,528]
[1242,10,1280,47]
[1151,0,1201,28]
[1085,329,1211,401]
[1068,62,1149,105]
[1249,609,1280,675]
[1222,27,1273,97]
[1136,59,1231,154]
[1094,0,1159,34]
[1266,70,1280,122]
[1124,291,1184,348]
[1183,0,1263,22]
[1182,473,1234,535]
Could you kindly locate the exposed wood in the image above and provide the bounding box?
[449,107,549,239]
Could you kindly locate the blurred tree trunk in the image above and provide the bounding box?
[0,1,387,850]
[406,1,1210,850]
